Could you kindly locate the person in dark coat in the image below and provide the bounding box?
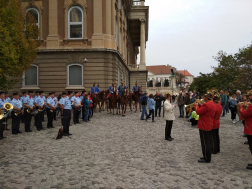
[154,92,163,117]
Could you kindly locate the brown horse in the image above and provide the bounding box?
[131,86,142,112]
[127,91,133,111]
[108,86,117,115]
[117,88,128,116]
[94,91,104,112]
[101,89,109,111]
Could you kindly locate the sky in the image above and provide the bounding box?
[141,0,252,77]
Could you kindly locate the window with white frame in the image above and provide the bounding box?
[115,16,117,42]
[26,8,39,27]
[68,64,83,86]
[23,65,38,87]
[68,6,84,39]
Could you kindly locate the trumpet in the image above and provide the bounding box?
[184,99,204,108]
[0,109,4,120]
[38,102,46,112]
[14,107,24,116]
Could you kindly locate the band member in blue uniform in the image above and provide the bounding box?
[41,93,46,122]
[95,84,100,94]
[35,91,45,131]
[108,82,115,98]
[63,91,74,136]
[11,93,23,134]
[117,81,126,98]
[0,91,6,139]
[4,92,11,103]
[46,92,56,128]
[59,92,67,126]
[80,90,86,119]
[20,91,27,123]
[33,91,39,127]
[72,92,81,124]
[23,90,34,132]
[52,95,58,120]
[91,83,96,98]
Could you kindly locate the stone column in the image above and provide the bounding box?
[141,0,145,6]
[92,0,103,48]
[104,0,114,49]
[46,0,59,48]
[139,18,146,70]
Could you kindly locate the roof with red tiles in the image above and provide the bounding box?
[146,65,176,75]
[177,70,194,76]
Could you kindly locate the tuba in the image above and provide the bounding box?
[0,109,4,120]
[4,103,13,111]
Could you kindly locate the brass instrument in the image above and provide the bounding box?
[0,109,4,120]
[50,101,59,112]
[14,107,24,116]
[4,103,13,111]
[27,105,38,114]
[184,99,204,108]
[38,102,46,112]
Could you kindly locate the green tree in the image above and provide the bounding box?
[189,73,214,95]
[0,0,40,90]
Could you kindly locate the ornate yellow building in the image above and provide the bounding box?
[12,0,149,93]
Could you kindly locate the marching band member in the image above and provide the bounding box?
[23,90,34,132]
[212,93,223,154]
[72,92,81,124]
[117,81,126,98]
[46,92,56,128]
[59,92,66,126]
[62,91,74,136]
[33,91,39,127]
[238,90,252,170]
[0,91,6,139]
[11,93,23,134]
[95,83,100,95]
[80,90,86,119]
[108,82,115,99]
[4,92,11,103]
[35,91,45,131]
[20,91,27,123]
[3,92,11,130]
[195,92,216,163]
[53,95,58,121]
[42,92,46,122]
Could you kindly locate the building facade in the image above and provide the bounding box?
[12,0,149,94]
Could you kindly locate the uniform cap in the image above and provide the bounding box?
[62,92,66,95]
[49,92,55,95]
[0,91,5,95]
[204,92,213,100]
[82,90,86,93]
[35,91,39,94]
[39,91,43,94]
[13,92,18,96]
[22,91,27,94]
[68,91,73,95]
[74,91,79,94]
[28,90,33,93]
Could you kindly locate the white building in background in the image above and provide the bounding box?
[146,65,194,87]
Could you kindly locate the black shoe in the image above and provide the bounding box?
[243,134,247,137]
[198,159,210,163]
[246,165,252,170]
[18,131,22,133]
[37,129,41,131]
[170,137,174,140]
[51,126,55,128]
[167,138,173,141]
[68,133,72,135]
[47,126,51,128]
[212,152,217,154]
[244,141,249,145]
[152,120,155,122]
[63,133,68,136]
[248,164,252,166]
[41,127,45,130]
[5,128,10,130]
[140,119,144,120]
[200,157,205,160]
[28,130,32,132]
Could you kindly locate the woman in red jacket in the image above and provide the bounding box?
[212,94,223,154]
[238,90,252,170]
[195,92,216,163]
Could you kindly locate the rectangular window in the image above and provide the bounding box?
[69,65,82,86]
[70,25,82,38]
[24,65,38,86]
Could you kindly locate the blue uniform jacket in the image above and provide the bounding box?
[118,85,126,95]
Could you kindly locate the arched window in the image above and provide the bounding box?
[67,64,83,86]
[68,6,84,39]
[26,8,39,27]
[23,64,39,87]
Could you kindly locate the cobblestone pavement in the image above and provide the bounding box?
[0,106,252,189]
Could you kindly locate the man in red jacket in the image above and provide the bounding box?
[238,90,252,170]
[212,93,223,154]
[195,92,216,163]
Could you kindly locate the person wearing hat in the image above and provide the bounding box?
[10,93,23,134]
[59,92,67,126]
[33,91,40,127]
[194,92,216,163]
[20,91,27,123]
[80,90,86,119]
[238,90,252,170]
[23,90,34,132]
[62,91,74,136]
[108,82,115,99]
[91,83,96,98]
[212,93,223,154]
[4,92,11,103]
[46,92,56,128]
[0,91,6,139]
[71,92,81,124]
[35,91,46,131]
[52,94,58,121]
[3,92,11,131]
[164,91,176,141]
[95,83,100,95]
[117,81,126,99]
